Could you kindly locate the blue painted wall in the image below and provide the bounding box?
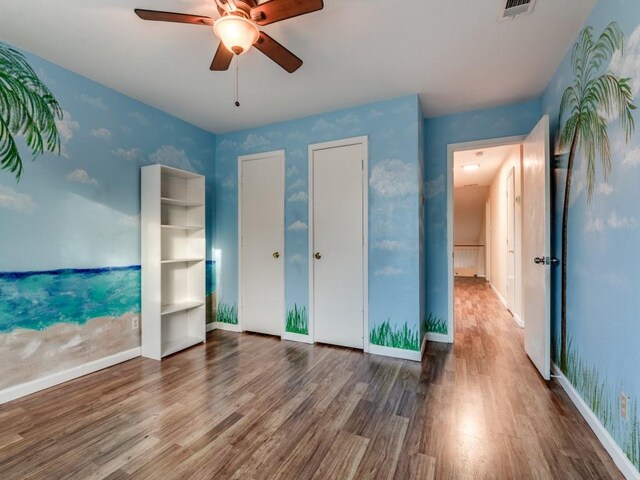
[423,99,542,331]
[0,42,216,389]
[215,95,423,350]
[542,0,640,469]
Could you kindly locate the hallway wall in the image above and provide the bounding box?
[487,147,522,321]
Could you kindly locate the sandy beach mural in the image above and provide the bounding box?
[0,42,215,391]
[0,267,140,389]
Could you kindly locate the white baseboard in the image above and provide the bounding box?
[426,332,450,343]
[490,282,508,308]
[368,344,421,362]
[210,322,242,333]
[0,347,141,405]
[513,313,525,328]
[281,332,313,344]
[552,363,639,480]
[420,334,427,359]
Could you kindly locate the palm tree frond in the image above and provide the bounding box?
[585,22,625,79]
[0,42,62,180]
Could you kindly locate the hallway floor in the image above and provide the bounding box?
[0,277,623,479]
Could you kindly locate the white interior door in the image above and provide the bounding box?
[240,152,284,336]
[522,116,551,380]
[312,142,365,349]
[506,167,516,312]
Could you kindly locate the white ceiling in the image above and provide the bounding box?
[0,0,596,133]
[454,144,520,188]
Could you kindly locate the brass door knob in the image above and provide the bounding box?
[273,252,280,259]
[314,252,321,260]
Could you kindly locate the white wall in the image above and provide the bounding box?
[453,186,489,244]
[488,146,523,320]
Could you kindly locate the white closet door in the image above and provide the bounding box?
[240,152,284,337]
[312,143,364,349]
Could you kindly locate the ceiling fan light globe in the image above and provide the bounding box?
[213,15,259,55]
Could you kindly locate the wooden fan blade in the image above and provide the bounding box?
[134,9,213,26]
[250,0,324,26]
[210,43,234,71]
[254,32,303,73]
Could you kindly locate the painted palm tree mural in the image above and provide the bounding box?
[0,43,62,180]
[557,22,635,371]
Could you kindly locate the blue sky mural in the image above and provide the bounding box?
[0,42,215,390]
[542,0,640,469]
[0,43,215,272]
[215,95,423,349]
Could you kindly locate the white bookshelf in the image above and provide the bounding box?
[141,164,206,360]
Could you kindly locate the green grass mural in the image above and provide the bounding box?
[560,339,640,470]
[216,302,238,325]
[424,313,447,335]
[286,304,308,335]
[370,320,419,351]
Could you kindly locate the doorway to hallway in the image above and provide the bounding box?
[448,117,552,380]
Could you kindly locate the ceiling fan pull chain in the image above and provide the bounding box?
[235,55,241,108]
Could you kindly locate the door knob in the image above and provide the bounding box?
[272,252,280,259]
[534,257,545,264]
[314,252,322,260]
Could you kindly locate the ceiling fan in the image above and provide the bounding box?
[135,0,324,73]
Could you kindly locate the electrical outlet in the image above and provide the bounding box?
[621,392,629,420]
[132,316,139,330]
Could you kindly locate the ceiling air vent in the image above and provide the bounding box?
[500,0,536,20]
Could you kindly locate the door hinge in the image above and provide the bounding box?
[361,159,364,170]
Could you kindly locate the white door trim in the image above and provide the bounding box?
[506,165,516,313]
[238,150,286,336]
[446,135,526,344]
[308,136,369,352]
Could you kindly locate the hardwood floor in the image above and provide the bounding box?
[0,277,623,479]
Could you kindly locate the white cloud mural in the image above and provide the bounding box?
[585,216,604,232]
[218,139,237,150]
[375,266,404,276]
[289,254,305,265]
[112,148,140,160]
[610,25,640,97]
[129,112,151,126]
[287,191,307,202]
[149,145,200,171]
[311,119,333,132]
[608,210,636,229]
[288,178,305,191]
[79,94,108,110]
[90,128,111,140]
[287,220,308,231]
[375,240,404,251]
[370,159,416,197]
[597,183,615,195]
[55,111,79,144]
[621,147,640,168]
[241,134,268,150]
[0,184,37,213]
[67,169,98,186]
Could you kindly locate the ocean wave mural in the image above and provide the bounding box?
[0,266,141,332]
